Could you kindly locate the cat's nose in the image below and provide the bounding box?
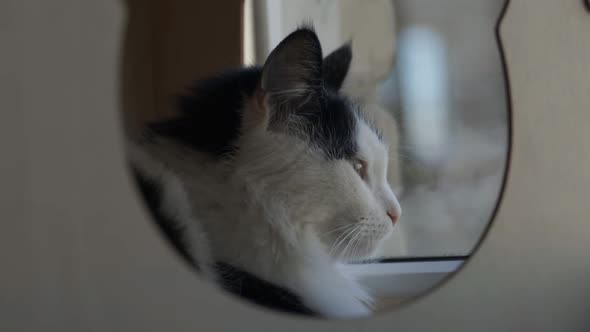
[386,210,399,225]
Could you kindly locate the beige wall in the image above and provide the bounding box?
[2,0,590,331]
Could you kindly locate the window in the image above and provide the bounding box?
[245,0,508,306]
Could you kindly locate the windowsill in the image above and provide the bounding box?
[340,259,464,301]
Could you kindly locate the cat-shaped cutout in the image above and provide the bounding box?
[129,26,401,318]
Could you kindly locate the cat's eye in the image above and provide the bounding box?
[352,159,368,180]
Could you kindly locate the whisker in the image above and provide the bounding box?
[329,225,360,257]
[341,225,365,260]
[328,225,356,250]
[349,231,368,261]
[320,223,357,238]
[339,226,362,257]
[327,226,355,255]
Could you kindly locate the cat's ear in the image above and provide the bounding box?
[260,27,323,107]
[323,42,352,91]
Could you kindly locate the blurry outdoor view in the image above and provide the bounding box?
[245,0,508,258]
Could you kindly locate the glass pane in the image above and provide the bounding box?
[378,0,508,258]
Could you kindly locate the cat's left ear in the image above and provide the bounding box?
[260,28,323,108]
[323,42,352,91]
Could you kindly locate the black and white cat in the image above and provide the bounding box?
[128,27,401,318]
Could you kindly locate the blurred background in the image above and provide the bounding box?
[244,0,509,259]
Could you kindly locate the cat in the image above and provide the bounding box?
[128,26,401,319]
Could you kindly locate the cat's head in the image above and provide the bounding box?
[236,27,401,261]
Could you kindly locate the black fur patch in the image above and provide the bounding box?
[215,262,317,317]
[146,66,361,161]
[130,165,198,270]
[323,43,352,91]
[148,67,262,157]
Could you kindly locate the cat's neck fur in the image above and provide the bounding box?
[132,138,374,318]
